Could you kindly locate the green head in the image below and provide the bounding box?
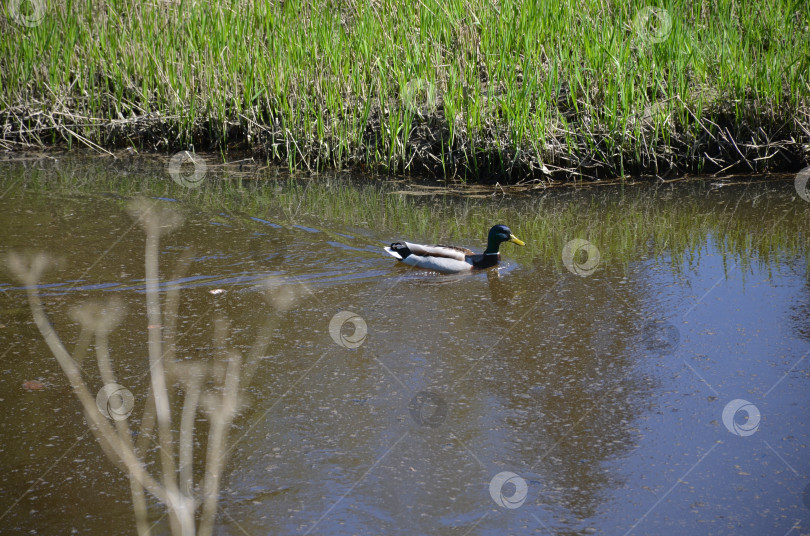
[484,224,525,254]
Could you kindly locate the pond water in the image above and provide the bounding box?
[1,157,809,536]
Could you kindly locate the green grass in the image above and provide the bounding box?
[1,0,808,181]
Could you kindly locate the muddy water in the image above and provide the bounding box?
[0,160,808,535]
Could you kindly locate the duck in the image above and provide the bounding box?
[384,224,525,273]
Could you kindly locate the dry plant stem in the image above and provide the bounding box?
[95,321,117,387]
[143,217,192,535]
[6,254,167,504]
[135,390,157,458]
[178,365,205,499]
[164,248,195,364]
[8,210,273,535]
[199,351,242,536]
[129,474,152,536]
[93,303,151,535]
[71,324,93,366]
[131,387,160,536]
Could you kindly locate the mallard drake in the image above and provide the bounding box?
[384,224,525,273]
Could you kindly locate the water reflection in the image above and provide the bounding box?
[0,165,808,536]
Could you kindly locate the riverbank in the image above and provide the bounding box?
[2,0,808,183]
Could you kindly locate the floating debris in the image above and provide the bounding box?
[23,380,45,390]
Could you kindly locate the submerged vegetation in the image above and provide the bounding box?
[1,0,808,182]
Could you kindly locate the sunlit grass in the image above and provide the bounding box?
[1,0,807,180]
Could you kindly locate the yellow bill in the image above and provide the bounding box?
[509,234,525,246]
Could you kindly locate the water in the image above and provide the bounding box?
[0,157,808,535]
